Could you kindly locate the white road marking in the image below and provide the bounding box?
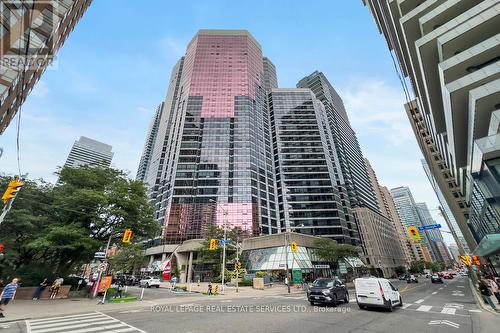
[25,311,146,333]
[439,287,443,290]
[429,320,460,328]
[402,303,412,309]
[469,309,482,313]
[457,286,465,288]
[415,299,425,304]
[431,292,437,294]
[441,308,457,315]
[416,305,432,312]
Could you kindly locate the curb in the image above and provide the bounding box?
[468,279,500,316]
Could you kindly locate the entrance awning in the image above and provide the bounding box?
[473,233,500,257]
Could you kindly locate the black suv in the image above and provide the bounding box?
[307,278,349,306]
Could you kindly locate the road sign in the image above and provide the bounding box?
[418,224,442,231]
[219,239,230,246]
[98,262,108,272]
[94,251,106,259]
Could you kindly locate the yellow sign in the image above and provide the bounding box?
[290,241,298,253]
[459,255,472,266]
[209,239,216,250]
[2,177,23,204]
[122,229,133,243]
[407,226,421,242]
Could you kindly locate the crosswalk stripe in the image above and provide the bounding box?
[416,305,432,312]
[29,313,99,323]
[26,312,146,333]
[402,303,412,309]
[30,317,119,330]
[415,299,424,304]
[469,309,482,313]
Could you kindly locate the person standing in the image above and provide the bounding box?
[115,281,123,299]
[0,278,19,318]
[49,277,64,300]
[33,278,48,300]
[487,276,500,304]
[478,278,497,310]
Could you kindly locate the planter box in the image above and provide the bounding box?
[253,278,264,290]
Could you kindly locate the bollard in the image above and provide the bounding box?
[125,285,128,293]
[140,287,145,301]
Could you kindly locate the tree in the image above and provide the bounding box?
[313,238,359,269]
[109,244,145,274]
[428,261,444,273]
[0,166,160,282]
[198,225,247,278]
[409,260,426,273]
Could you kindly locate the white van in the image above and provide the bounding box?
[354,277,402,311]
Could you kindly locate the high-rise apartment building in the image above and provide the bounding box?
[64,136,113,169]
[363,0,500,258]
[422,159,470,254]
[361,158,409,270]
[268,88,358,245]
[0,0,93,133]
[136,103,164,183]
[390,186,437,261]
[297,71,380,213]
[144,30,278,243]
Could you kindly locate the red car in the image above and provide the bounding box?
[442,273,453,279]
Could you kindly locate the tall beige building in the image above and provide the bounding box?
[0,0,93,133]
[354,159,407,276]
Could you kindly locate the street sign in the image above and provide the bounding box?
[418,224,442,231]
[219,239,230,246]
[98,262,108,272]
[313,264,330,269]
[94,251,106,259]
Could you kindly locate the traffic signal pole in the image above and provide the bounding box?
[93,231,113,298]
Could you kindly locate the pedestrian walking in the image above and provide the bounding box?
[0,278,19,318]
[33,278,48,300]
[487,276,500,304]
[478,279,497,310]
[49,277,64,299]
[115,281,123,299]
[207,282,213,295]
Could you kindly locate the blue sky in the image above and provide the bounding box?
[0,0,454,244]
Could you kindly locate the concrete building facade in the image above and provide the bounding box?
[136,103,164,183]
[0,0,93,133]
[63,136,113,169]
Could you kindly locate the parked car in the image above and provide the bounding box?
[398,275,407,280]
[307,278,349,306]
[443,273,453,280]
[431,274,443,284]
[354,277,402,311]
[139,276,161,288]
[406,275,418,283]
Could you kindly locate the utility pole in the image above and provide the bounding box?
[284,232,290,294]
[93,232,113,298]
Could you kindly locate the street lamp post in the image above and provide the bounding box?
[284,232,290,294]
[209,199,228,295]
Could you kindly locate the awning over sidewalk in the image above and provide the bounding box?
[473,233,500,257]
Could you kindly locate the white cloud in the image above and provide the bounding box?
[339,78,413,146]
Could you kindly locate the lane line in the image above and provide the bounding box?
[431,292,437,295]
[415,299,425,304]
[402,303,412,309]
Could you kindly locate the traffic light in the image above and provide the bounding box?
[407,226,421,242]
[122,229,133,243]
[472,255,481,266]
[209,239,216,250]
[235,261,241,270]
[290,241,298,253]
[2,177,23,204]
[459,255,472,266]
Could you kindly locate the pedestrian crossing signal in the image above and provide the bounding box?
[122,229,133,243]
[209,239,216,250]
[407,226,421,242]
[290,241,298,253]
[472,255,481,266]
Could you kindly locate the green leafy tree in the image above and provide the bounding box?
[198,225,247,278]
[0,166,160,282]
[313,238,359,269]
[109,244,145,274]
[394,266,406,276]
[428,261,444,273]
[409,260,426,273]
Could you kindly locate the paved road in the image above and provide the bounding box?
[2,276,499,333]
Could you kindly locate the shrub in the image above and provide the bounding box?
[255,271,267,278]
[238,279,253,286]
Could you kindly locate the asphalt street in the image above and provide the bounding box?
[2,276,499,333]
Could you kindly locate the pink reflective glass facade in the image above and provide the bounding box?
[187,34,263,118]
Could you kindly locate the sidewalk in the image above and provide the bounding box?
[468,278,500,316]
[0,284,307,323]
